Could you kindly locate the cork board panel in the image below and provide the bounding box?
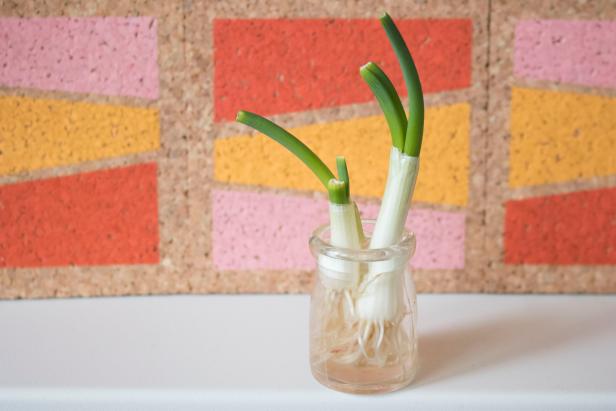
[0,0,192,298]
[486,0,616,293]
[187,0,490,294]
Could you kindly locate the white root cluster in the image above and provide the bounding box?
[312,286,412,369]
[314,149,419,369]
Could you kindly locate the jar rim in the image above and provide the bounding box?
[309,219,416,262]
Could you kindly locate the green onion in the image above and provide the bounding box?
[380,12,424,157]
[360,62,407,151]
[236,110,348,204]
[355,13,424,331]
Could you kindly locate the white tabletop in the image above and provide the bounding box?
[0,293,615,410]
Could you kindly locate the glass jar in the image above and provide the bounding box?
[309,220,418,394]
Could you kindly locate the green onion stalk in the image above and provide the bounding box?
[354,13,423,344]
[236,111,364,292]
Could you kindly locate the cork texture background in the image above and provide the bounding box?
[0,0,193,298]
[0,0,614,299]
[486,0,616,293]
[194,0,489,294]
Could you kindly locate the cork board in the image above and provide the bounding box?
[189,0,490,294]
[485,0,616,293]
[0,0,193,298]
[1,0,614,299]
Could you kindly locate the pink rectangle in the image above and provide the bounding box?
[212,189,465,271]
[514,20,616,89]
[0,17,159,99]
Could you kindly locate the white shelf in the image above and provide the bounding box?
[1,293,615,410]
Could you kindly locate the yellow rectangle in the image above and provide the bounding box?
[215,103,470,206]
[0,96,160,175]
[510,88,616,187]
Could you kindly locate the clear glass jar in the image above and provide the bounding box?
[309,219,418,394]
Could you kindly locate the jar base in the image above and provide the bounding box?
[310,359,417,394]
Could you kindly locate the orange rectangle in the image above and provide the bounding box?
[0,164,159,268]
[504,188,616,265]
[509,88,616,187]
[214,18,472,121]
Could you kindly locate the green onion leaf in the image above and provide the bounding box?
[380,12,424,157]
[236,110,335,188]
[336,156,351,199]
[360,62,407,151]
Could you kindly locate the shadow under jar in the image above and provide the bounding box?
[309,220,418,394]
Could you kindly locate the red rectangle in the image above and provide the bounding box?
[504,188,616,265]
[0,164,159,268]
[214,18,472,121]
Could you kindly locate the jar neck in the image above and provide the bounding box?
[310,221,415,262]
